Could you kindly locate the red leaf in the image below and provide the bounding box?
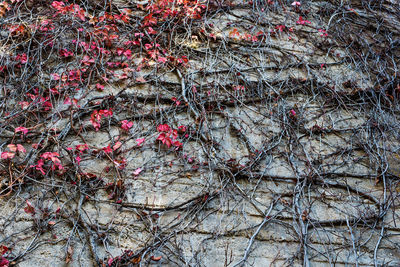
[116,48,124,56]
[24,200,35,215]
[157,133,172,148]
[123,49,132,59]
[296,16,311,25]
[229,28,240,38]
[113,141,122,151]
[64,97,72,105]
[180,56,188,64]
[173,140,183,149]
[0,246,8,256]
[121,120,133,131]
[17,144,26,153]
[178,125,187,133]
[15,126,28,135]
[147,27,157,35]
[102,145,112,154]
[157,124,170,132]
[96,83,104,91]
[157,56,167,63]
[99,109,113,117]
[0,257,9,267]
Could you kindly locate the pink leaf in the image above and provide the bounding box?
[157,56,167,63]
[147,27,157,35]
[19,101,30,109]
[96,83,104,91]
[7,144,17,152]
[136,76,146,83]
[133,168,142,176]
[1,152,15,160]
[0,257,9,267]
[15,126,28,135]
[151,256,162,261]
[100,109,113,117]
[64,97,72,105]
[136,138,145,146]
[113,141,122,151]
[51,73,60,80]
[121,120,133,131]
[123,49,132,59]
[178,125,187,133]
[51,1,64,10]
[173,140,183,149]
[0,245,8,256]
[17,144,26,153]
[318,29,328,37]
[116,48,124,56]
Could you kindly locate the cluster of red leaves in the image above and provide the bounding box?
[156,124,185,149]
[18,88,53,112]
[0,245,9,267]
[90,109,113,131]
[1,143,25,160]
[296,16,311,25]
[145,0,206,22]
[30,152,63,175]
[1,127,30,160]
[228,28,263,42]
[24,200,35,215]
[121,120,133,131]
[67,144,89,165]
[51,1,86,21]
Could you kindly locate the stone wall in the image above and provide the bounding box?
[0,0,399,266]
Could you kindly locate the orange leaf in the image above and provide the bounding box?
[151,256,162,261]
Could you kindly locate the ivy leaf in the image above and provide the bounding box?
[136,138,145,146]
[133,168,142,176]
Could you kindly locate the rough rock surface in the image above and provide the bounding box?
[0,0,399,266]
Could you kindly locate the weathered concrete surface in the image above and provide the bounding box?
[0,0,400,266]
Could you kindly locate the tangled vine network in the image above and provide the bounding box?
[0,0,399,266]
